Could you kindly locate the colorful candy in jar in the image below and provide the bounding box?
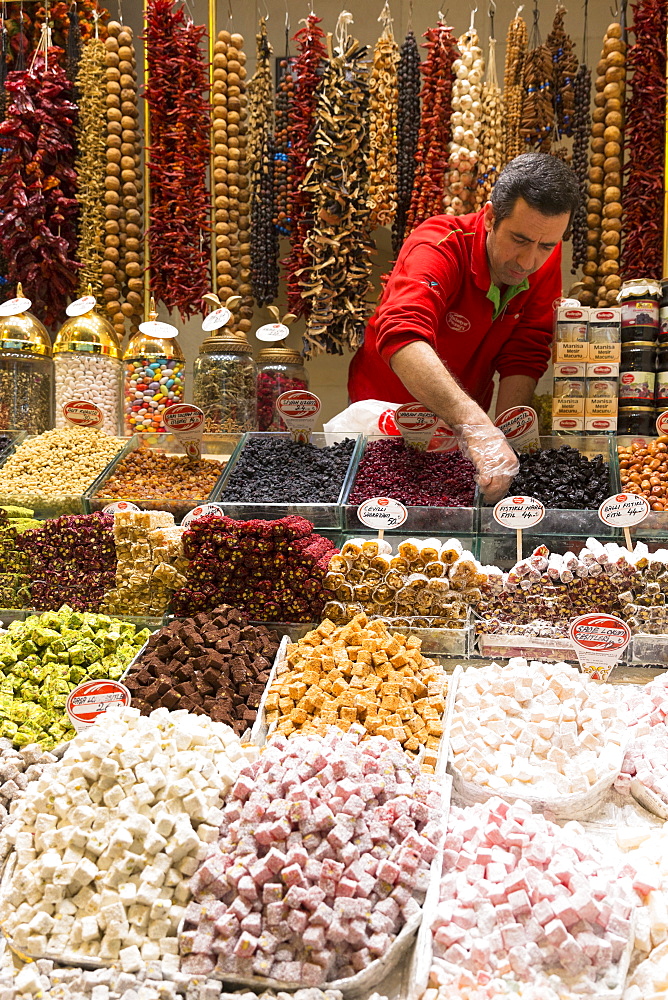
[124,357,185,433]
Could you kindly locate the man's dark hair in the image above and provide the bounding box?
[489,153,581,236]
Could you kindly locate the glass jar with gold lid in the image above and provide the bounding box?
[122,301,185,434]
[53,296,122,436]
[256,347,309,431]
[193,331,257,433]
[0,284,53,434]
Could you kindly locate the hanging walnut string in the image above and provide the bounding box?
[570,63,592,281]
[274,45,292,237]
[366,2,399,230]
[546,5,577,138]
[74,35,107,298]
[521,5,555,153]
[407,19,458,233]
[299,16,374,356]
[392,28,420,255]
[445,20,484,216]
[503,10,527,161]
[474,33,504,208]
[282,14,327,318]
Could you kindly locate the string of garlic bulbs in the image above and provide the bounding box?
[444,20,484,216]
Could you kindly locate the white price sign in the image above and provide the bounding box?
[138,319,178,338]
[62,399,104,429]
[394,402,440,449]
[569,613,631,682]
[181,504,225,528]
[598,493,650,527]
[0,295,31,317]
[357,497,408,531]
[162,403,205,459]
[256,322,290,342]
[494,405,540,453]
[202,307,231,332]
[492,495,545,529]
[276,390,321,443]
[102,501,141,514]
[66,295,96,317]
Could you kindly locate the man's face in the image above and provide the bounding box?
[483,197,569,287]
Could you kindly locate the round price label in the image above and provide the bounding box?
[428,425,457,452]
[202,307,231,332]
[0,295,31,317]
[657,412,668,435]
[377,408,400,436]
[493,495,545,529]
[569,613,631,653]
[66,295,96,317]
[162,403,205,433]
[138,319,178,339]
[394,403,440,434]
[494,406,539,440]
[181,503,224,528]
[256,322,290,342]
[66,679,131,732]
[102,501,140,514]
[357,497,408,530]
[62,399,104,428]
[276,390,321,420]
[598,492,650,527]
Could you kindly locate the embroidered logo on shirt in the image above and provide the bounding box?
[446,311,471,332]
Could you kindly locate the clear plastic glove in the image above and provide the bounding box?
[453,422,519,503]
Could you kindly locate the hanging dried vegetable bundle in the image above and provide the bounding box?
[0,49,79,325]
[621,2,664,282]
[585,20,626,304]
[299,21,374,355]
[145,0,211,319]
[247,18,276,308]
[74,36,107,297]
[366,4,399,230]
[474,35,504,208]
[282,14,327,318]
[211,30,252,333]
[504,11,527,161]
[66,1,83,90]
[520,8,554,153]
[392,29,420,254]
[570,62,592,280]
[407,20,458,233]
[445,23,484,215]
[546,5,577,137]
[102,21,144,339]
[274,53,292,236]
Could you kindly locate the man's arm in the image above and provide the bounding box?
[390,341,519,502]
[495,374,537,418]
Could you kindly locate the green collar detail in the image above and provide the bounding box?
[487,277,530,320]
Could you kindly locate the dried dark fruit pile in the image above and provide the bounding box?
[220,436,356,504]
[508,446,610,509]
[393,29,420,254]
[348,438,476,507]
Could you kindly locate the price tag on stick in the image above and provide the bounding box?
[66,679,131,733]
[394,403,441,450]
[181,503,225,528]
[493,494,545,563]
[162,403,205,460]
[357,497,408,541]
[568,613,631,682]
[598,492,650,551]
[276,390,321,443]
[102,500,140,514]
[62,399,104,429]
[657,412,668,436]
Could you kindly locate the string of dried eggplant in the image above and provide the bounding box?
[445,24,484,216]
[366,4,399,230]
[407,20,458,233]
[521,9,554,153]
[299,27,374,356]
[392,29,420,255]
[211,29,252,334]
[546,5,577,138]
[74,36,107,298]
[570,62,592,279]
[474,35,504,208]
[282,14,327,318]
[504,12,527,162]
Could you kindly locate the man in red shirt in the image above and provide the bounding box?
[348,154,580,500]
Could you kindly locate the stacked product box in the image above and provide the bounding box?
[586,307,620,434]
[552,302,620,435]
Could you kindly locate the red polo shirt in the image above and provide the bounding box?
[348,208,561,411]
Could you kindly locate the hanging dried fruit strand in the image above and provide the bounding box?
[144,0,211,319]
[251,132,279,306]
[445,25,484,215]
[504,12,527,161]
[74,36,107,298]
[546,5,578,138]
[366,5,399,230]
[393,29,420,255]
[0,50,79,325]
[570,62,592,278]
[474,35,504,208]
[274,56,292,236]
[521,7,555,154]
[247,18,275,308]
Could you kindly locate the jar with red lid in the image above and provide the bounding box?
[256,348,309,431]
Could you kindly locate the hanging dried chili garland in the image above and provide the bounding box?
[392,28,420,255]
[621,1,664,281]
[282,14,327,318]
[474,33,504,208]
[445,21,484,216]
[74,35,106,297]
[299,19,374,355]
[504,11,527,162]
[366,3,398,230]
[144,0,211,319]
[247,18,277,307]
[406,20,458,233]
[0,48,79,324]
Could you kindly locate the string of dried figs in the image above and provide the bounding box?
[474,34,504,208]
[504,11,528,162]
[407,20,458,233]
[392,28,420,255]
[570,62,592,284]
[74,35,107,298]
[620,2,665,282]
[520,14,555,153]
[366,4,399,230]
[273,52,292,237]
[546,5,578,138]
[445,24,484,216]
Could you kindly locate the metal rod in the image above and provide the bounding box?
[143,0,151,316]
[209,0,217,296]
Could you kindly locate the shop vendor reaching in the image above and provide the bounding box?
[348,153,580,502]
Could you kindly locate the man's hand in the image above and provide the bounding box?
[452,422,519,503]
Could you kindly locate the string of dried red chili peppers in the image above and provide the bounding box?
[406,20,458,234]
[0,50,79,325]
[282,14,327,318]
[620,0,665,281]
[392,29,420,256]
[144,0,211,319]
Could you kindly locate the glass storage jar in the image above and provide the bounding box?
[256,348,309,431]
[123,328,185,434]
[193,332,257,433]
[53,306,122,436]
[0,297,52,434]
[619,279,661,343]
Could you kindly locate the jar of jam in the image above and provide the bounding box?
[620,341,656,403]
[618,406,656,436]
[657,343,668,404]
[256,348,309,431]
[619,279,661,343]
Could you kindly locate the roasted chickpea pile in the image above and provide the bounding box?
[619,436,668,510]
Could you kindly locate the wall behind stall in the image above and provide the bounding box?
[125,0,620,425]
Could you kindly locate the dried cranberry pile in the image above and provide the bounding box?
[508,446,610,509]
[172,514,337,622]
[348,439,476,507]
